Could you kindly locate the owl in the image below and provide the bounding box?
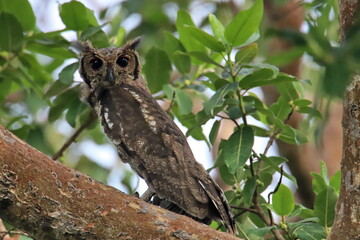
[78,38,237,235]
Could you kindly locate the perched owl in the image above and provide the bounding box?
[78,38,237,235]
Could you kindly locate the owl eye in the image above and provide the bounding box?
[116,56,129,67]
[90,58,103,70]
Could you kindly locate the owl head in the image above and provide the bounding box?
[78,38,141,89]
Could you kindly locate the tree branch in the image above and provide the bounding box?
[52,113,96,161]
[0,125,240,240]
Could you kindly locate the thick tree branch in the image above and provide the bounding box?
[0,125,240,240]
[328,1,360,239]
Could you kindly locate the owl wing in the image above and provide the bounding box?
[98,84,236,234]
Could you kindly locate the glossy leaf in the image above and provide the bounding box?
[209,120,221,145]
[329,170,341,194]
[59,1,98,31]
[293,99,312,107]
[59,62,79,84]
[0,0,35,31]
[185,26,225,52]
[269,96,292,122]
[278,125,307,145]
[175,89,193,115]
[272,184,295,216]
[44,80,71,98]
[175,10,205,53]
[115,27,126,47]
[239,68,296,90]
[314,186,337,227]
[143,47,171,93]
[209,14,225,40]
[224,0,263,46]
[185,51,223,67]
[0,13,24,52]
[203,82,238,115]
[224,126,254,174]
[235,43,258,64]
[27,42,76,59]
[310,173,328,195]
[297,106,322,118]
[261,155,297,186]
[243,177,256,205]
[66,99,87,128]
[163,32,190,74]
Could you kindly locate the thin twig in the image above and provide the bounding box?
[52,112,97,161]
[267,166,284,225]
[231,205,259,214]
[166,91,176,113]
[252,190,286,240]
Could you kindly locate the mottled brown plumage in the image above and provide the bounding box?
[78,38,237,234]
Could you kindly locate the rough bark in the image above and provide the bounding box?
[328,1,360,239]
[0,125,239,240]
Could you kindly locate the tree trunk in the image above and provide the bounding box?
[328,1,360,239]
[0,125,239,240]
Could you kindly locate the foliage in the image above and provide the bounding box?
[0,0,344,239]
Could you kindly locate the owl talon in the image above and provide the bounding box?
[140,188,155,202]
[132,192,140,198]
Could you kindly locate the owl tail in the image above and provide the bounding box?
[198,178,238,235]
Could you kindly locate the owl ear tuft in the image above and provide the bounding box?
[71,41,94,55]
[123,37,141,50]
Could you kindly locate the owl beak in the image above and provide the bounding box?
[106,68,115,83]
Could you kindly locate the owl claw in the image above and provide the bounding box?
[140,188,156,202]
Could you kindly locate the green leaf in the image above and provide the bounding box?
[163,32,190,74]
[185,26,225,52]
[209,14,225,41]
[329,170,341,194]
[243,177,256,205]
[290,222,326,240]
[59,62,79,84]
[261,155,297,186]
[314,186,337,227]
[0,0,35,31]
[278,125,307,144]
[115,27,126,47]
[175,10,206,54]
[27,42,75,59]
[239,67,288,90]
[143,47,171,93]
[66,99,87,128]
[0,13,24,52]
[297,106,322,118]
[209,120,221,145]
[235,43,258,64]
[223,126,254,174]
[81,26,109,48]
[185,51,223,67]
[203,82,238,115]
[175,89,193,115]
[293,99,312,107]
[276,81,301,101]
[59,1,98,31]
[224,0,263,46]
[272,184,295,216]
[48,88,79,122]
[44,80,70,98]
[320,161,329,184]
[310,173,328,195]
[269,96,292,122]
